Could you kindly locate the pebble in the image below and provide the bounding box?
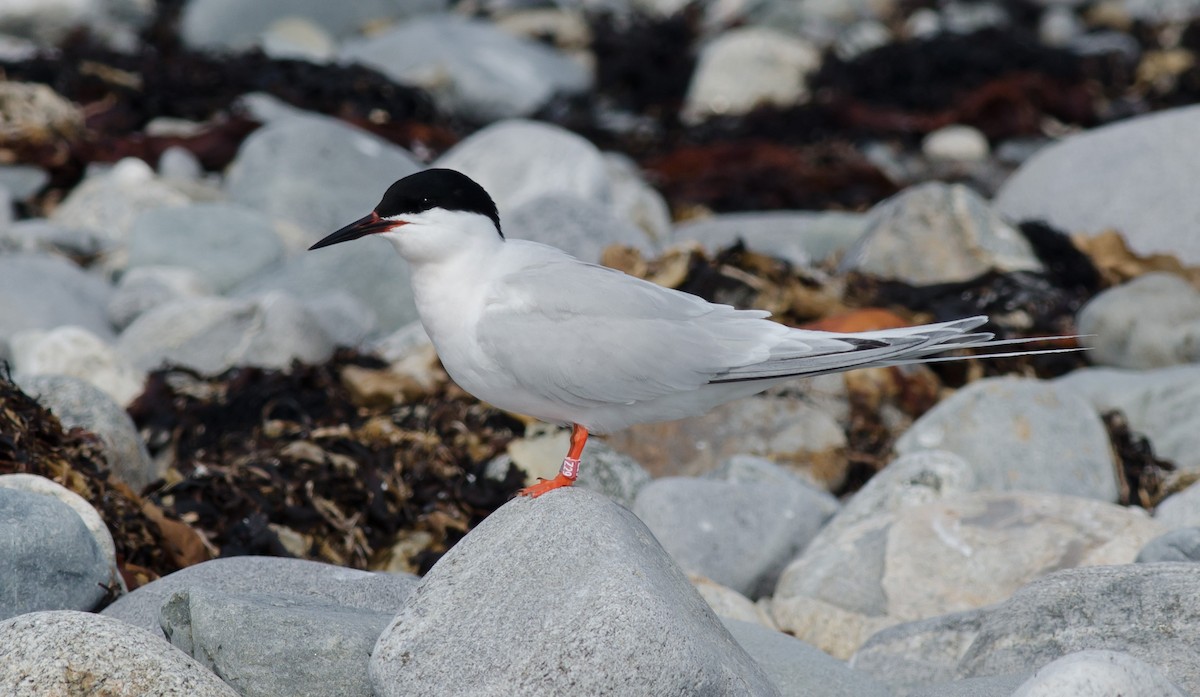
[115,293,335,374]
[692,575,775,627]
[922,125,990,162]
[12,374,158,489]
[772,491,1162,657]
[839,182,1044,285]
[995,104,1200,264]
[0,488,113,620]
[224,114,422,239]
[102,555,418,637]
[370,488,779,695]
[340,15,591,122]
[127,203,285,293]
[674,210,869,265]
[633,476,836,598]
[11,326,145,407]
[682,26,821,124]
[1076,272,1200,369]
[0,610,238,696]
[894,377,1119,501]
[162,588,391,697]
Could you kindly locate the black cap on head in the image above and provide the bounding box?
[376,168,502,237]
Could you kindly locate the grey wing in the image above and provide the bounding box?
[474,259,800,407]
[476,255,1004,405]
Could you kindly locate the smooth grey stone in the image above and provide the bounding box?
[674,211,869,264]
[1137,528,1200,563]
[14,374,158,490]
[894,377,1118,501]
[108,265,214,331]
[995,104,1200,264]
[340,15,590,122]
[224,114,421,238]
[507,193,654,263]
[180,0,445,51]
[0,610,238,696]
[435,119,611,217]
[840,182,1043,285]
[0,253,115,352]
[237,237,416,336]
[851,609,989,690]
[127,203,285,293]
[103,556,418,637]
[723,618,893,697]
[10,325,144,406]
[370,488,780,696]
[116,293,334,374]
[1009,650,1188,697]
[1077,272,1200,369]
[162,589,391,697]
[958,564,1200,693]
[0,488,111,620]
[634,476,836,598]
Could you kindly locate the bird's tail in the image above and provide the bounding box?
[709,316,1083,384]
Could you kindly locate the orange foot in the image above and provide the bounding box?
[517,473,575,498]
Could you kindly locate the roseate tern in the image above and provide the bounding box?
[310,168,1076,497]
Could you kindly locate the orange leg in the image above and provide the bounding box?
[517,424,589,498]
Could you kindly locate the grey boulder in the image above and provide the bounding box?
[633,475,836,598]
[0,252,115,352]
[894,376,1118,502]
[102,555,418,637]
[839,182,1043,285]
[1009,650,1187,697]
[224,114,421,238]
[116,293,334,374]
[0,610,237,696]
[370,488,779,696]
[1077,272,1200,369]
[1137,527,1200,563]
[0,488,113,620]
[507,193,655,263]
[14,374,158,490]
[340,16,590,122]
[162,588,392,697]
[995,104,1200,264]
